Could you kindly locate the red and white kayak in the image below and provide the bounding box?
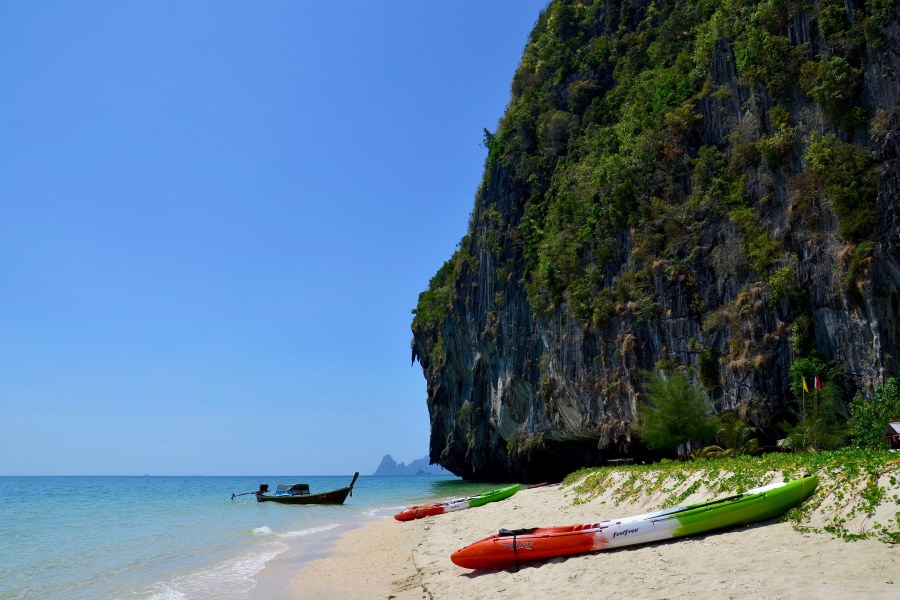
[450,476,818,569]
[395,484,521,521]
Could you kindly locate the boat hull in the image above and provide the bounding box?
[450,476,818,570]
[395,484,521,521]
[256,473,359,505]
[256,486,353,504]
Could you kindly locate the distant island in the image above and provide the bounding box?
[374,454,449,476]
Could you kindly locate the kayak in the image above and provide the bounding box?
[450,476,818,569]
[395,483,522,522]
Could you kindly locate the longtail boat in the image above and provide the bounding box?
[395,483,522,521]
[451,476,818,569]
[250,472,359,505]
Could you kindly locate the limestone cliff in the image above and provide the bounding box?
[411,0,900,482]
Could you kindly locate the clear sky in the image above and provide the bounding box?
[0,1,549,475]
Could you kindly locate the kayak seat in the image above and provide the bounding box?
[498,527,536,536]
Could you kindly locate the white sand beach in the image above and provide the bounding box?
[290,473,899,599]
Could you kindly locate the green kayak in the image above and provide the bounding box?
[395,483,522,521]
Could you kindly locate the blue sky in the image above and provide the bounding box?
[0,1,548,475]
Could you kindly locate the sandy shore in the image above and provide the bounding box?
[289,478,898,599]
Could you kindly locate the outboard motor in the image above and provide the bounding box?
[257,484,269,494]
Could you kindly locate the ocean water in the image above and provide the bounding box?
[0,475,504,599]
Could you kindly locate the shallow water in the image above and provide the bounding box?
[0,475,505,599]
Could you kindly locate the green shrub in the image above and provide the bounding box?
[865,0,894,23]
[412,248,468,330]
[716,413,761,456]
[734,29,797,97]
[788,357,840,398]
[781,358,846,451]
[805,134,877,242]
[767,260,800,307]
[845,241,875,291]
[633,371,719,456]
[819,4,849,40]
[848,378,900,449]
[729,206,780,276]
[789,313,816,357]
[799,57,863,125]
[778,380,847,452]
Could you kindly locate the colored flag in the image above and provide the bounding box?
[802,377,809,393]
[814,376,822,390]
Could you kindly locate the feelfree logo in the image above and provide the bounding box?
[612,527,639,539]
[501,541,534,550]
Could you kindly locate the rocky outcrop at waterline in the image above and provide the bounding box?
[411,0,900,482]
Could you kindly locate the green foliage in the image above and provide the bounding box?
[845,241,875,291]
[633,371,719,454]
[818,4,849,40]
[788,357,840,398]
[789,313,816,356]
[782,358,847,451]
[778,401,846,452]
[734,29,804,98]
[864,0,894,23]
[411,246,469,331]
[805,134,878,242]
[848,378,900,449]
[766,258,800,307]
[757,106,797,169]
[716,412,761,455]
[799,57,863,127]
[563,449,900,543]
[729,205,780,276]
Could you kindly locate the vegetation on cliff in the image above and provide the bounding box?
[411,0,898,480]
[417,0,886,330]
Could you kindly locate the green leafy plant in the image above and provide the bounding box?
[848,378,900,449]
[716,412,761,456]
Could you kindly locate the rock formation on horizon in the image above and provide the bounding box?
[374,454,449,476]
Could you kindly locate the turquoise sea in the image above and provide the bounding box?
[0,475,504,599]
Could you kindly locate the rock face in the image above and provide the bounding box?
[412,1,900,482]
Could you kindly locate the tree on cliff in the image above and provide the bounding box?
[633,372,718,458]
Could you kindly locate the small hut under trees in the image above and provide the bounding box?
[884,422,900,451]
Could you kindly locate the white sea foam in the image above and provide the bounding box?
[145,544,286,600]
[279,523,340,538]
[144,585,188,600]
[251,526,274,535]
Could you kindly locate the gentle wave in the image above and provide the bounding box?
[279,523,340,538]
[144,544,286,600]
